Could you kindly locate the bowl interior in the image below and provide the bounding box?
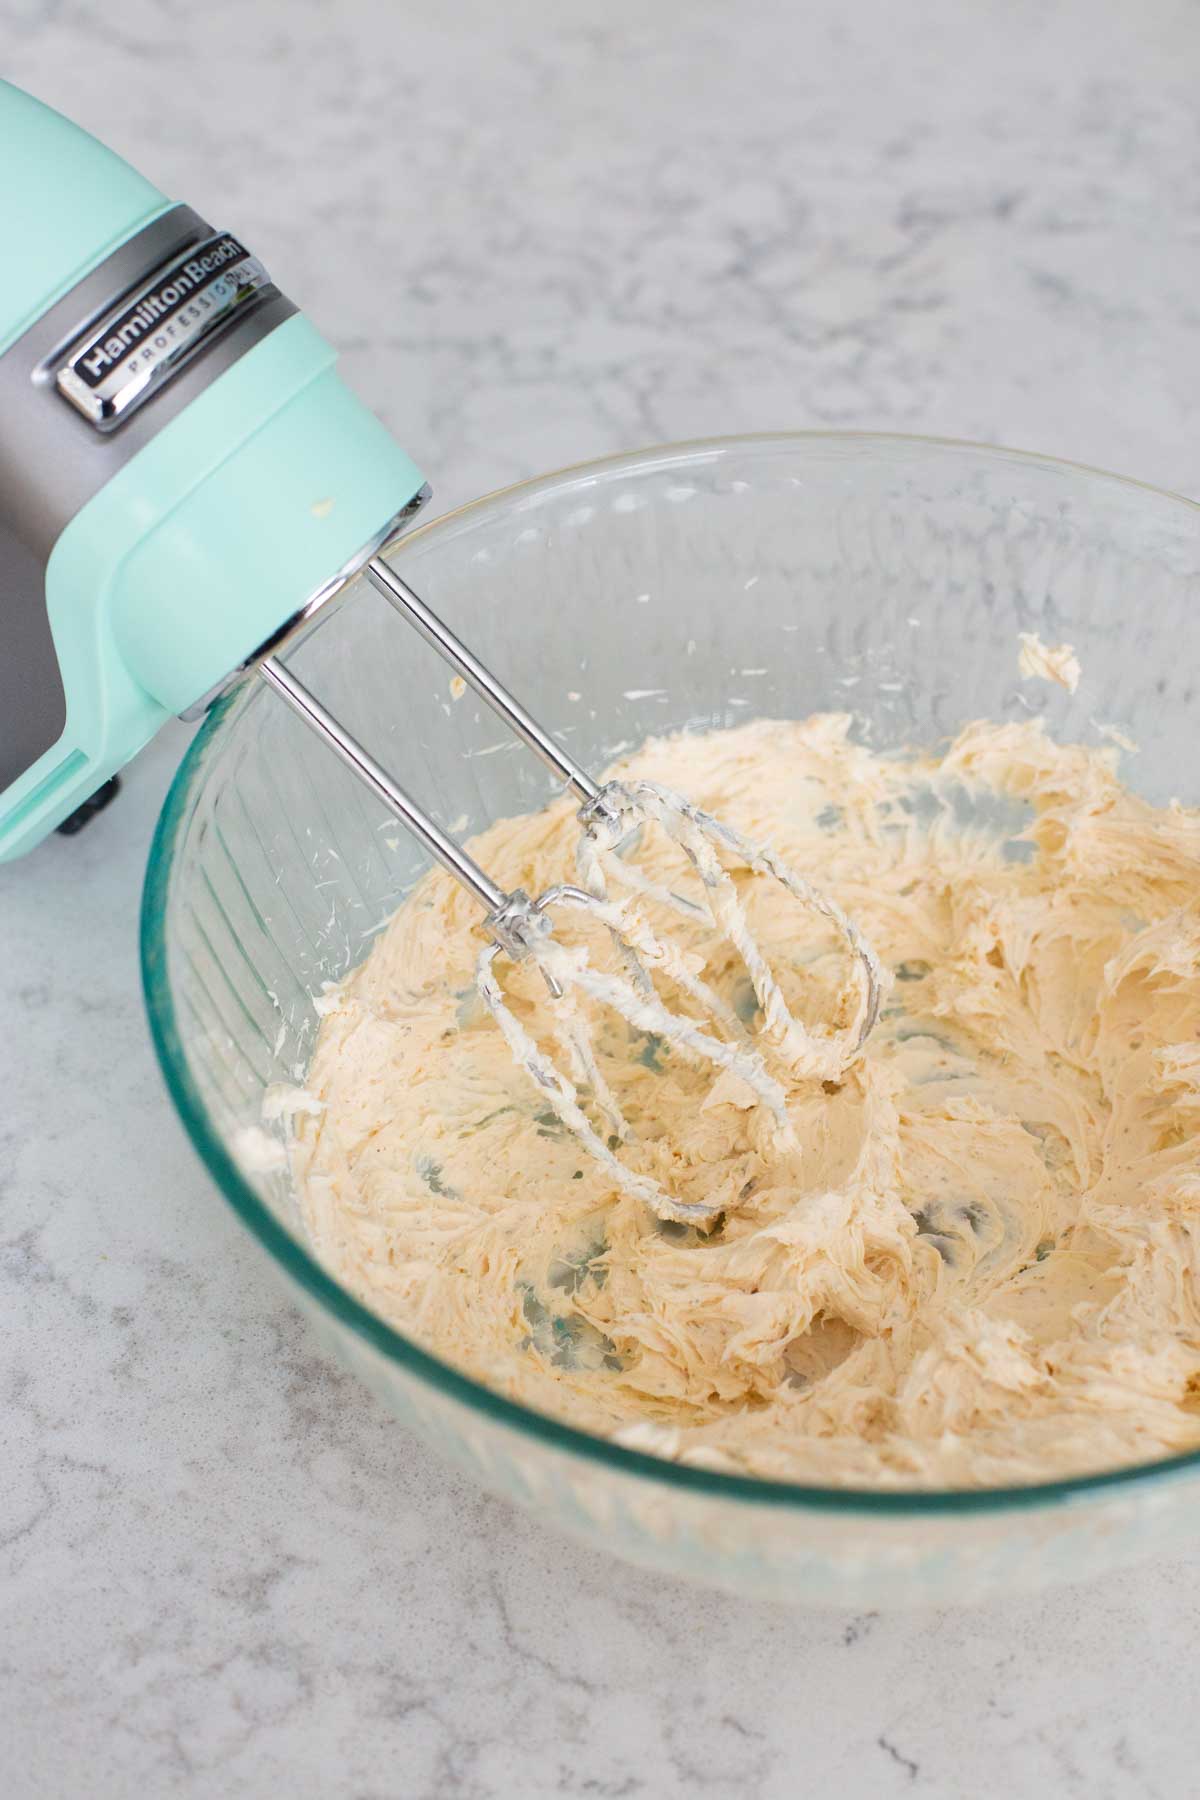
[143,432,1200,1512]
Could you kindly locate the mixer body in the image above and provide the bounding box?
[0,80,426,859]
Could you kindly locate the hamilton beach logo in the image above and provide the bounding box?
[57,230,274,427]
[75,234,254,387]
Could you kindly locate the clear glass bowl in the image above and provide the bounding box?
[142,433,1200,1607]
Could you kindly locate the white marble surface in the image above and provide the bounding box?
[4,0,1200,1792]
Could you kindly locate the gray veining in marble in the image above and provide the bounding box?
[4,0,1200,1793]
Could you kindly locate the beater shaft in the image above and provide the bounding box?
[258,654,507,915]
[365,558,601,808]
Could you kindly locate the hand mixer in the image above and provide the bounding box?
[0,81,880,1224]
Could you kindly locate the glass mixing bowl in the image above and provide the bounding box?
[142,433,1200,1607]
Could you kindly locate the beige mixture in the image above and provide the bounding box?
[290,714,1200,1488]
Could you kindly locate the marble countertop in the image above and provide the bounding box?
[5,1,1200,1792]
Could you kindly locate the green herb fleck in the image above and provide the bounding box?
[463,1104,517,1135]
[732,980,761,1027]
[415,1153,458,1199]
[895,960,932,983]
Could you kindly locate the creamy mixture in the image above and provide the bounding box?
[1017,631,1082,695]
[290,714,1200,1488]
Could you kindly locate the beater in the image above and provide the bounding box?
[0,82,879,1223]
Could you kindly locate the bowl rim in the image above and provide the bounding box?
[141,428,1200,1517]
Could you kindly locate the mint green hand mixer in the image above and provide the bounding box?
[0,81,879,1220]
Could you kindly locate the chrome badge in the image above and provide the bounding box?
[56,232,275,429]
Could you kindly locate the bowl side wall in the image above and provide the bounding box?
[145,435,1200,1603]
